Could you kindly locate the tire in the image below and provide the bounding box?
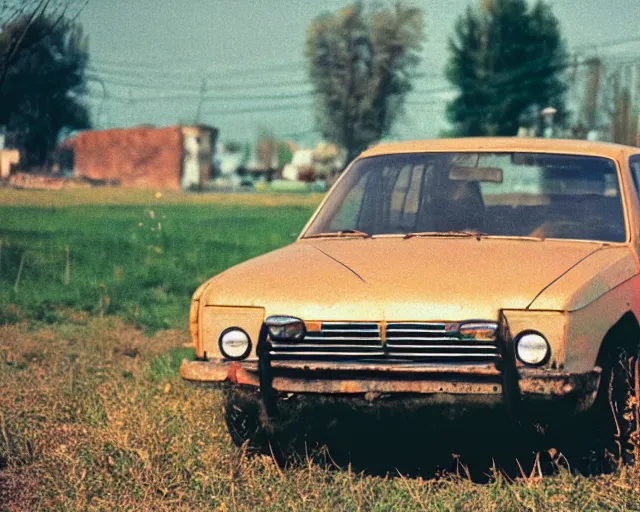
[570,344,640,472]
[602,345,639,467]
[223,389,270,454]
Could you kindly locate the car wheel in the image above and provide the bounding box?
[580,344,640,470]
[555,344,639,474]
[605,346,640,467]
[223,389,270,454]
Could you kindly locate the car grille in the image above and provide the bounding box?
[270,322,384,359]
[385,323,499,363]
[269,321,500,363]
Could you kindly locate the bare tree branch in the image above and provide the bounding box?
[0,0,50,90]
[0,0,88,91]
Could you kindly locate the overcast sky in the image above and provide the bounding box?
[78,0,640,145]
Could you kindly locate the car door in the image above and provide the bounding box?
[628,154,640,258]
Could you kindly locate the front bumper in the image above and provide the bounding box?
[180,358,602,413]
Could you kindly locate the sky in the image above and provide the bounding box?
[78,0,640,146]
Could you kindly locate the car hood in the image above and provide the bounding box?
[200,237,626,321]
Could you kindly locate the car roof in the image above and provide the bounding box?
[359,137,640,160]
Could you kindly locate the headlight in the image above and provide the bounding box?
[516,331,550,366]
[218,328,251,360]
[265,315,306,341]
[459,322,498,341]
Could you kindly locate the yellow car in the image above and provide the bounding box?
[182,138,640,460]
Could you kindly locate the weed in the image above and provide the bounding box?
[149,347,195,381]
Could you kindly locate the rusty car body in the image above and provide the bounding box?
[181,138,640,454]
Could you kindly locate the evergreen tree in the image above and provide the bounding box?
[446,0,567,137]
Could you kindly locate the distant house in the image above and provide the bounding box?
[60,125,218,191]
[0,149,19,179]
[282,149,313,181]
[282,143,346,182]
[216,147,245,176]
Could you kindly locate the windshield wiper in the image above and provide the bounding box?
[403,230,488,239]
[303,229,370,239]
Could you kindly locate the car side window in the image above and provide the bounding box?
[630,156,640,199]
[328,171,370,231]
[388,165,425,231]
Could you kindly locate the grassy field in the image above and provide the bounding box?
[0,189,322,332]
[1,188,640,511]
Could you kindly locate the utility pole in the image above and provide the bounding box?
[87,76,107,129]
[584,58,602,131]
[195,77,207,124]
[128,89,135,127]
[613,85,631,145]
[608,64,635,145]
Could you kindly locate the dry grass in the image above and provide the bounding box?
[1,319,640,511]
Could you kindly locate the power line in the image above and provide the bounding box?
[86,57,594,104]
[195,77,207,123]
[89,58,307,78]
[87,66,309,86]
[82,40,640,129]
[572,36,640,51]
[81,88,316,114]
[84,35,640,92]
[82,91,196,102]
[598,56,640,67]
[87,73,313,93]
[86,53,622,104]
[278,128,322,139]
[86,65,311,91]
[410,85,456,96]
[85,74,201,93]
[82,90,314,103]
[87,70,454,100]
[406,99,451,107]
[208,79,312,91]
[203,102,315,116]
[208,91,313,101]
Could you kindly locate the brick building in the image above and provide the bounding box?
[61,125,218,191]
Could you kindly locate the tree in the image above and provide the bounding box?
[277,141,294,168]
[224,140,243,153]
[305,2,424,161]
[0,11,90,166]
[446,0,568,137]
[256,131,278,169]
[0,1,87,90]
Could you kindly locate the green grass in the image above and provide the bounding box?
[149,347,196,381]
[0,192,319,331]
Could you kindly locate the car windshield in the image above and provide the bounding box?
[303,152,626,243]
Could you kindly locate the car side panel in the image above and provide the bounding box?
[564,275,640,372]
[527,248,638,312]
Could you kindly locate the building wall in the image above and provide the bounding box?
[70,126,184,190]
[0,149,19,179]
[180,126,217,189]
